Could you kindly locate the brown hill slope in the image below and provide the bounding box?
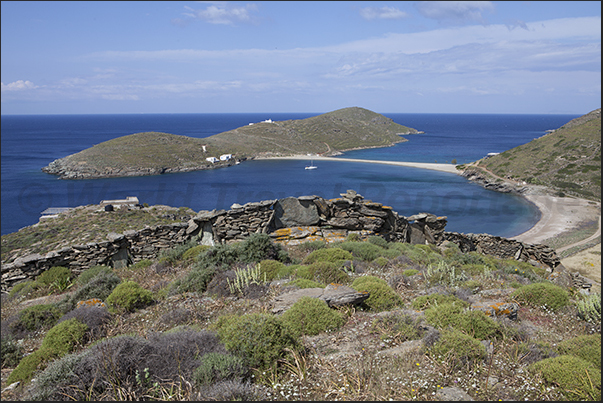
[477,108,601,201]
[41,107,418,179]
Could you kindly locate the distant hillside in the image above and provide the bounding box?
[41,107,418,179]
[478,108,601,201]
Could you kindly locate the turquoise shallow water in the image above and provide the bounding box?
[1,113,578,236]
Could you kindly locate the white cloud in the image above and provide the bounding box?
[415,1,495,25]
[176,3,258,26]
[1,80,38,92]
[359,6,409,21]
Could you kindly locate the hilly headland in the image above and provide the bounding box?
[41,107,419,180]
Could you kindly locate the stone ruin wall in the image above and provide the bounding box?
[1,190,562,293]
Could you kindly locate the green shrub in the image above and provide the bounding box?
[182,244,211,261]
[106,281,154,312]
[281,296,346,336]
[15,303,63,333]
[238,233,289,264]
[1,336,24,368]
[158,239,199,264]
[371,312,423,342]
[372,256,389,267]
[76,265,113,286]
[390,243,443,265]
[287,278,325,289]
[193,352,248,386]
[41,318,89,356]
[557,334,601,369]
[212,313,300,370]
[367,235,389,249]
[68,270,122,310]
[129,259,153,270]
[296,240,326,252]
[424,260,469,287]
[424,303,502,340]
[402,269,419,277]
[529,355,601,400]
[308,261,350,284]
[7,318,88,385]
[170,265,216,294]
[35,266,72,292]
[351,276,403,312]
[303,247,353,264]
[575,292,601,325]
[411,293,469,311]
[259,259,286,281]
[7,280,35,299]
[428,328,487,370]
[511,282,569,312]
[338,241,383,261]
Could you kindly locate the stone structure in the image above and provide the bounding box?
[1,190,564,294]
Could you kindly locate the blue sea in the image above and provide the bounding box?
[1,112,579,237]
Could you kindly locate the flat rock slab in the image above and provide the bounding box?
[271,283,369,314]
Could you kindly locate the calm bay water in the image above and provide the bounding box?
[1,112,578,237]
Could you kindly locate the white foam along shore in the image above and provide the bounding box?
[266,155,601,246]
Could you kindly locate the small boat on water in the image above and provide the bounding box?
[305,159,318,170]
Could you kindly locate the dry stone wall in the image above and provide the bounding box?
[1,190,562,293]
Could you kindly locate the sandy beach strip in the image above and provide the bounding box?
[267,155,601,247]
[511,192,601,245]
[268,155,461,174]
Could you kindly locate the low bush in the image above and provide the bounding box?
[575,292,601,325]
[424,302,502,340]
[371,312,424,342]
[106,281,154,312]
[7,318,89,385]
[338,241,383,261]
[170,265,216,295]
[56,305,112,338]
[34,266,72,292]
[391,243,443,265]
[411,293,469,311]
[427,328,487,370]
[5,303,63,339]
[303,247,353,264]
[511,282,569,312]
[529,355,601,400]
[402,269,419,277]
[307,261,350,284]
[556,334,601,369]
[182,244,211,262]
[212,313,301,370]
[30,328,227,401]
[367,235,389,249]
[259,259,286,281]
[193,352,248,386]
[76,265,113,286]
[1,335,24,368]
[351,276,403,312]
[67,270,122,311]
[281,296,346,336]
[372,256,389,267]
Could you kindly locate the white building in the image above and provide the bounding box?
[220,154,233,161]
[206,157,219,163]
[99,196,140,207]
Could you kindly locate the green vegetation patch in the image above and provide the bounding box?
[511,282,569,312]
[281,296,346,336]
[351,276,403,312]
[529,355,601,400]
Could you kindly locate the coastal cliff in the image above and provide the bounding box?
[41,107,419,179]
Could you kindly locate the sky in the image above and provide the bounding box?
[1,1,601,115]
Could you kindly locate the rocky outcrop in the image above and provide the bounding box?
[270,284,370,314]
[1,189,565,294]
[461,167,526,194]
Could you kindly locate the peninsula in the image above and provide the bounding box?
[41,107,420,179]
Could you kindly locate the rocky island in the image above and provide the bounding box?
[41,107,420,179]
